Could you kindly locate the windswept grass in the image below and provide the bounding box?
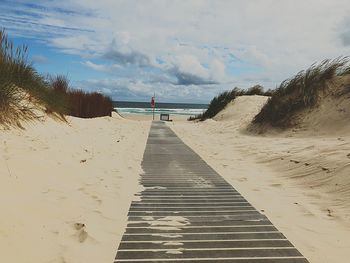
[253,57,350,128]
[0,30,67,127]
[190,85,272,121]
[67,90,113,118]
[0,30,113,127]
[50,75,113,118]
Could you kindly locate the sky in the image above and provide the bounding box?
[1,0,350,103]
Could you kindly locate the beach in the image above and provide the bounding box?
[2,1,350,262]
[0,98,349,263]
[0,113,150,263]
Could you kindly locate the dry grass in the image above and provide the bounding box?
[0,30,68,127]
[66,89,113,118]
[50,75,113,118]
[253,57,350,128]
[0,30,113,127]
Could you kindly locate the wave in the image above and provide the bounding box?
[116,107,206,116]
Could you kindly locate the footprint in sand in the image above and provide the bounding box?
[321,167,331,173]
[91,195,103,205]
[270,183,282,188]
[74,223,88,243]
[238,177,248,182]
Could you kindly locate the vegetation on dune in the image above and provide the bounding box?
[193,57,350,129]
[0,30,113,128]
[189,85,273,121]
[67,90,113,118]
[0,29,67,127]
[252,57,350,128]
[50,75,113,118]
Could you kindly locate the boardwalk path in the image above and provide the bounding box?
[114,121,309,263]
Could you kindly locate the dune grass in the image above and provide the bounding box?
[50,75,113,118]
[66,90,113,118]
[253,57,350,128]
[0,30,113,127]
[190,85,272,121]
[0,30,68,127]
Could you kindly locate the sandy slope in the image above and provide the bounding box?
[170,95,350,263]
[0,113,150,263]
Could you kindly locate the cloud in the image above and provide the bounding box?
[340,19,350,46]
[76,77,224,103]
[83,61,121,72]
[340,31,350,46]
[170,68,218,85]
[3,0,350,101]
[0,0,93,40]
[31,54,48,64]
[104,48,151,67]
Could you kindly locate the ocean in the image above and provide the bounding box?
[113,101,208,116]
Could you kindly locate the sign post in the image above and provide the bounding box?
[151,94,155,120]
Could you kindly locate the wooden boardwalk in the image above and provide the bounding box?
[114,121,309,263]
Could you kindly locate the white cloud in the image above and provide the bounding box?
[172,54,209,80]
[31,54,48,64]
[3,0,350,101]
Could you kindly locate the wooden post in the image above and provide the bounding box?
[152,93,155,120]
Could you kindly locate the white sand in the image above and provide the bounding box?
[2,95,350,263]
[169,95,350,263]
[0,113,150,263]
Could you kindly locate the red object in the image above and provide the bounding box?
[151,96,155,108]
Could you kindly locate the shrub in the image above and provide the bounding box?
[66,89,113,118]
[253,57,350,127]
[49,75,113,118]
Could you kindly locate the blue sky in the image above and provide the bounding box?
[1,0,350,103]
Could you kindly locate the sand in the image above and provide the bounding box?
[0,113,150,263]
[2,95,350,263]
[169,95,350,263]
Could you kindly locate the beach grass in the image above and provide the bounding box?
[0,30,113,127]
[50,75,113,118]
[253,57,350,127]
[0,29,70,127]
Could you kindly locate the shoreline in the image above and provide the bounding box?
[119,112,190,121]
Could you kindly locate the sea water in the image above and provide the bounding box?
[114,101,208,117]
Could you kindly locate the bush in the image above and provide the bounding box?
[66,89,113,118]
[50,75,113,118]
[253,57,350,127]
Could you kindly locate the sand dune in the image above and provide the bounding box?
[170,95,350,263]
[0,113,150,263]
